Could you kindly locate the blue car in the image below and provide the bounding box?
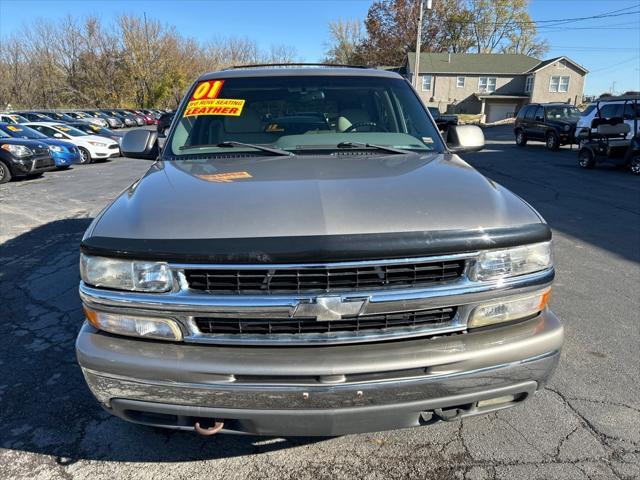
[0,123,81,169]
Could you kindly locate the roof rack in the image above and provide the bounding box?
[227,63,369,70]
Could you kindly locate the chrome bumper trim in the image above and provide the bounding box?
[79,268,553,345]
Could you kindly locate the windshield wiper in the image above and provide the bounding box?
[180,141,293,157]
[335,141,412,155]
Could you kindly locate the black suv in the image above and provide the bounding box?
[514,103,581,150]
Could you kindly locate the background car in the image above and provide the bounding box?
[25,122,119,164]
[83,110,123,129]
[63,111,108,128]
[0,113,29,124]
[0,130,55,183]
[0,123,81,169]
[157,110,175,136]
[575,96,640,144]
[514,103,581,150]
[67,122,123,148]
[14,111,57,122]
[120,109,145,126]
[39,111,82,124]
[102,109,135,127]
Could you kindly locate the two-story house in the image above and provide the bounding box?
[402,53,588,123]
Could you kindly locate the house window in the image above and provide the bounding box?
[421,75,433,91]
[478,77,496,93]
[550,76,570,93]
[525,75,534,93]
[456,76,465,88]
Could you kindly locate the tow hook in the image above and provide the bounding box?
[194,421,224,436]
[433,405,473,422]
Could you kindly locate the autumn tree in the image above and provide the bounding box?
[323,19,365,64]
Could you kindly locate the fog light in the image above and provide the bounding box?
[468,289,551,328]
[477,395,517,408]
[84,306,182,341]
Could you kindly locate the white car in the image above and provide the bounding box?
[576,98,640,144]
[24,122,120,164]
[0,113,29,124]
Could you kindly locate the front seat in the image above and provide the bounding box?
[223,108,275,144]
[337,108,371,132]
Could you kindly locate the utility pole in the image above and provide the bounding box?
[413,0,433,88]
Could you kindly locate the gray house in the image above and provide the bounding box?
[402,53,588,123]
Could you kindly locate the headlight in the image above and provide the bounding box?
[471,242,552,281]
[468,289,551,328]
[1,144,33,157]
[80,254,172,292]
[563,124,571,132]
[49,145,64,153]
[83,306,182,341]
[88,141,107,147]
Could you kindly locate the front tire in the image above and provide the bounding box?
[515,129,527,146]
[78,147,92,164]
[578,149,596,169]
[546,132,560,151]
[0,160,12,184]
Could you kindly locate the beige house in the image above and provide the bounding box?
[402,53,588,123]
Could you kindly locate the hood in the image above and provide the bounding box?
[79,134,118,145]
[547,117,578,128]
[90,152,543,244]
[0,137,50,149]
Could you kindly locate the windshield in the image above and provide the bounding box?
[0,124,48,139]
[545,106,581,120]
[169,75,442,157]
[53,124,88,137]
[4,114,28,123]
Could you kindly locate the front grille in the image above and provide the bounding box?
[194,307,457,336]
[34,155,54,168]
[184,259,465,294]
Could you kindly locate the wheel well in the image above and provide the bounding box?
[0,158,14,175]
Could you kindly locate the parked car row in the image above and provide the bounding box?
[0,121,122,183]
[0,108,169,130]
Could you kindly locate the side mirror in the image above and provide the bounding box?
[53,133,64,138]
[121,129,159,160]
[446,125,484,153]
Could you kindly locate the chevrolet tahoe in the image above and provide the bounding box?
[76,66,563,436]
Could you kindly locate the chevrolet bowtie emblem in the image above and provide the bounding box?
[294,296,367,321]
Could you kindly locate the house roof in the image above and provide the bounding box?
[406,53,541,74]
[526,56,589,74]
[406,52,588,76]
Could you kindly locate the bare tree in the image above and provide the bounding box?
[324,19,364,64]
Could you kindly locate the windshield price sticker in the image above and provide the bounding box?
[184,98,245,117]
[7,125,21,132]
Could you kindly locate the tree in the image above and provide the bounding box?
[323,19,364,64]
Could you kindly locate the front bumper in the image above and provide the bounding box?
[90,145,121,159]
[76,310,563,436]
[52,151,81,167]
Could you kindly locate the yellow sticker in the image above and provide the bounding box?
[8,115,20,121]
[184,98,245,117]
[7,125,21,132]
[57,126,71,131]
[90,125,100,130]
[196,171,252,183]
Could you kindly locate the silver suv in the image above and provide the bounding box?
[76,66,562,436]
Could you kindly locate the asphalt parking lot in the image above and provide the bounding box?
[0,125,638,480]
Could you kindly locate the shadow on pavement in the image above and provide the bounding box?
[0,218,324,464]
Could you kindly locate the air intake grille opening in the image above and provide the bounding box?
[194,307,457,336]
[184,259,465,294]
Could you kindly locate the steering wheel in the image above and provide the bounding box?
[344,122,388,133]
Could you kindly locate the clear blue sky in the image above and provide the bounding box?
[0,0,638,95]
